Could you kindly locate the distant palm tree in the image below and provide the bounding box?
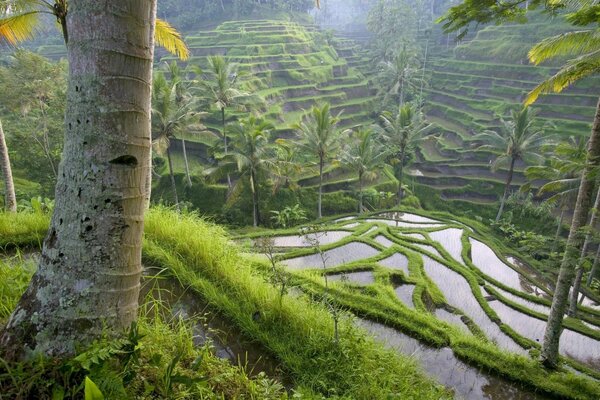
[476,107,549,222]
[340,127,388,213]
[525,136,586,251]
[376,45,422,107]
[295,103,342,219]
[272,139,302,193]
[0,119,16,212]
[209,117,274,227]
[378,104,430,206]
[0,0,189,59]
[197,55,258,188]
[152,72,205,211]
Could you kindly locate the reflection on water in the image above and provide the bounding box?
[379,253,410,276]
[435,308,469,332]
[139,276,283,378]
[429,228,464,264]
[283,242,380,270]
[377,212,441,224]
[328,271,375,285]
[395,284,415,308]
[421,256,526,355]
[365,219,445,229]
[488,299,600,370]
[411,242,443,259]
[356,319,548,400]
[374,235,395,247]
[485,286,551,315]
[470,239,536,293]
[261,231,351,247]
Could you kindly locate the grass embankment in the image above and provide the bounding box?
[237,210,600,399]
[0,209,449,399]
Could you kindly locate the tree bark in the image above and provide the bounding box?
[496,156,516,222]
[397,148,405,206]
[0,0,156,359]
[251,170,260,227]
[358,171,364,213]
[181,138,192,187]
[586,244,600,288]
[541,97,600,368]
[552,204,565,253]
[318,155,324,218]
[166,145,180,212]
[569,183,600,316]
[0,120,17,213]
[222,107,232,189]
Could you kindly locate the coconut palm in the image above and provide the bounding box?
[520,4,600,368]
[272,139,302,193]
[378,103,430,206]
[152,72,205,212]
[295,103,342,219]
[524,136,586,252]
[1,0,156,358]
[340,127,388,213]
[209,117,274,227]
[0,119,16,212]
[476,107,549,222]
[197,55,258,188]
[376,45,422,107]
[0,0,189,59]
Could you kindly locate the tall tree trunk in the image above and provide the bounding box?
[144,147,153,210]
[358,171,364,213]
[0,120,17,213]
[541,97,600,368]
[222,108,232,189]
[586,244,600,289]
[251,171,260,227]
[0,0,156,359]
[496,156,516,222]
[318,156,324,219]
[552,203,565,253]
[569,183,600,316]
[181,138,192,187]
[397,148,405,206]
[166,146,180,212]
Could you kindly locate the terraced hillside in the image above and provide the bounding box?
[162,20,376,142]
[414,18,600,208]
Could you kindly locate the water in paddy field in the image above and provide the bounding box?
[394,284,416,308]
[139,275,284,379]
[376,212,442,224]
[435,308,469,332]
[410,242,444,259]
[365,218,446,229]
[356,319,549,400]
[260,231,351,247]
[328,271,375,285]
[378,252,410,275]
[429,228,465,263]
[374,234,395,247]
[282,242,379,270]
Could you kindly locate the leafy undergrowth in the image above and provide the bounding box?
[0,208,450,399]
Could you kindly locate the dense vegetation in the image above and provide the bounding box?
[1,0,600,398]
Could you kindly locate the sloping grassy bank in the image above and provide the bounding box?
[0,209,449,399]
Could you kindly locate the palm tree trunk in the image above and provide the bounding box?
[0,120,17,213]
[222,108,232,189]
[166,145,180,212]
[144,147,153,210]
[358,171,364,213]
[181,138,192,187]
[586,244,600,289]
[318,156,324,219]
[569,183,600,316]
[397,148,405,206]
[496,156,516,222]
[541,97,600,368]
[0,0,156,359]
[552,203,565,253]
[251,171,260,227]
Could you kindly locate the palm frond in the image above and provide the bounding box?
[155,18,190,61]
[0,11,40,45]
[529,29,600,65]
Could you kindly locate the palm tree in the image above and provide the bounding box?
[295,103,342,219]
[340,127,388,213]
[376,45,422,107]
[0,0,189,59]
[272,139,302,193]
[476,107,549,222]
[525,136,586,252]
[152,71,205,212]
[209,117,274,227]
[521,4,600,368]
[378,103,430,206]
[197,55,257,188]
[0,0,156,358]
[0,119,16,212]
